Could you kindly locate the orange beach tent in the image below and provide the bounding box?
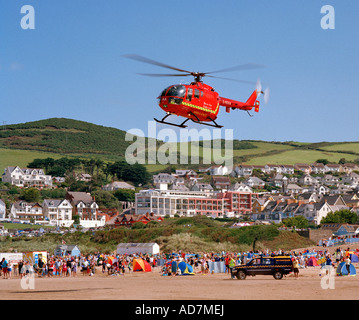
[307,257,318,266]
[133,258,152,272]
[107,256,117,265]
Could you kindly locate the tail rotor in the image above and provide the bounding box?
[256,79,270,104]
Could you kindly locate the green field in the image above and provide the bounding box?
[246,148,359,165]
[0,148,64,173]
[320,142,359,153]
[1,118,359,172]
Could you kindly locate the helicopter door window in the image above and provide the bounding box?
[194,89,200,99]
[187,88,193,101]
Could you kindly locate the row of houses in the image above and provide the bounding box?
[2,166,95,188]
[0,192,105,228]
[153,173,359,198]
[155,163,359,181]
[2,166,136,191]
[252,193,359,225]
[215,162,359,177]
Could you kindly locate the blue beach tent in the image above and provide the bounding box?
[336,261,356,276]
[178,261,195,275]
[350,253,359,263]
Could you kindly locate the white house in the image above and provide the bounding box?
[299,174,317,186]
[321,174,340,186]
[311,163,327,174]
[42,199,73,227]
[264,164,281,174]
[313,201,335,225]
[152,173,175,187]
[102,181,135,191]
[76,173,92,182]
[231,182,252,192]
[209,165,231,176]
[270,174,288,188]
[285,183,303,194]
[324,164,341,173]
[2,166,53,188]
[65,192,104,228]
[280,165,295,175]
[0,200,6,220]
[233,165,253,177]
[190,183,214,192]
[10,201,44,223]
[342,172,359,187]
[244,177,265,189]
[116,242,160,255]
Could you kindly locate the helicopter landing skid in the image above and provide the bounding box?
[190,113,223,128]
[154,115,190,128]
[154,113,223,129]
[191,119,223,128]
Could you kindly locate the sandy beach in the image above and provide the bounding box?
[0,263,358,301]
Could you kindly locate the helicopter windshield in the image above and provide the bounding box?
[165,85,186,98]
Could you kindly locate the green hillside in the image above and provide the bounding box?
[0,118,141,157]
[0,118,359,175]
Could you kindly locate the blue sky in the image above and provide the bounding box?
[1,1,358,142]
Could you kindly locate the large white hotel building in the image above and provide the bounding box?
[135,189,252,218]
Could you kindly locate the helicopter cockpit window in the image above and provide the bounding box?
[160,87,171,97]
[166,85,186,98]
[194,89,200,99]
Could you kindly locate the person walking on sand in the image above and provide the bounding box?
[345,255,351,275]
[292,257,299,279]
[2,257,8,279]
[325,254,333,275]
[229,255,236,279]
[225,254,230,274]
[72,259,77,277]
[7,261,12,279]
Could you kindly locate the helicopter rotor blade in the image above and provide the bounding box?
[123,54,266,84]
[122,54,192,74]
[205,63,266,75]
[206,75,256,84]
[137,73,192,77]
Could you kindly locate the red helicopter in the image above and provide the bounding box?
[124,54,269,128]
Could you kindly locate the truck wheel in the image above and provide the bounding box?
[273,271,283,280]
[236,271,247,280]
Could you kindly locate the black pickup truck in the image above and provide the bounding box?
[231,256,293,280]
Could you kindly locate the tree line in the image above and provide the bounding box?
[27,157,150,186]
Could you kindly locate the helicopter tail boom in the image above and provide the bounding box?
[219,90,260,113]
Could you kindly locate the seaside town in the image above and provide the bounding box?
[1,161,359,233]
[1,160,359,284]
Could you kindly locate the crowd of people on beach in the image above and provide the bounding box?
[1,246,358,280]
